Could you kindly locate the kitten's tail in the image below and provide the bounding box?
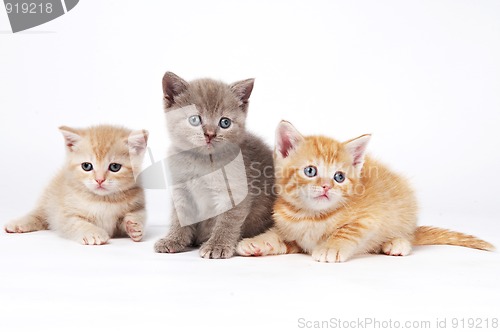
[413,226,495,251]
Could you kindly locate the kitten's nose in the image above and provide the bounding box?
[204,131,216,143]
[322,184,331,191]
[96,179,105,185]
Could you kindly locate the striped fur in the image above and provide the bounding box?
[237,121,494,262]
[5,125,148,245]
[414,226,494,251]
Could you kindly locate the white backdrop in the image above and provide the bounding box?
[1,0,499,227]
[1,1,499,331]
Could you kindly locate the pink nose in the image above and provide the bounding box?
[322,184,331,191]
[96,179,105,185]
[204,131,216,143]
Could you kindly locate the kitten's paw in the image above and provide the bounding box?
[154,237,187,253]
[236,238,282,256]
[4,222,30,233]
[382,238,412,256]
[125,220,143,242]
[200,242,234,259]
[79,229,110,245]
[5,216,47,233]
[312,246,353,263]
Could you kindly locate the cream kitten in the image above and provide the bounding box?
[5,125,149,245]
[237,121,494,262]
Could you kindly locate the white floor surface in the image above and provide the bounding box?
[1,216,498,332]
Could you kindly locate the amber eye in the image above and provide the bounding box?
[81,163,93,172]
[334,171,345,183]
[109,163,122,172]
[304,166,317,177]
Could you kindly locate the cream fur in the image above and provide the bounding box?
[5,125,148,245]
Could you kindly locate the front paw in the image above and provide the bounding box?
[236,238,277,256]
[125,220,144,242]
[312,245,354,263]
[199,242,234,259]
[154,237,188,253]
[5,222,29,233]
[381,238,412,256]
[79,228,110,245]
[5,216,45,233]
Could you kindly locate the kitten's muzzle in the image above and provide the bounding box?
[95,179,106,188]
[204,131,216,144]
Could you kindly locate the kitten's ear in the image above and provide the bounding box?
[230,78,254,107]
[343,134,371,174]
[59,126,82,152]
[275,120,304,159]
[162,72,188,108]
[127,130,149,155]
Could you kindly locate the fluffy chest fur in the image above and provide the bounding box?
[77,199,130,235]
[276,217,330,253]
[168,146,250,226]
[273,196,345,253]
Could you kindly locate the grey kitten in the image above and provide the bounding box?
[154,72,275,259]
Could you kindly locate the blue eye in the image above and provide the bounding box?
[304,166,317,177]
[109,163,122,172]
[334,171,345,183]
[219,117,231,129]
[189,115,202,126]
[81,163,93,172]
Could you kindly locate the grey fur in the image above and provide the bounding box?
[154,72,275,258]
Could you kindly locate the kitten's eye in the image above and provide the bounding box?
[81,163,93,172]
[219,117,231,129]
[109,163,122,172]
[304,166,317,177]
[334,171,345,183]
[188,115,202,126]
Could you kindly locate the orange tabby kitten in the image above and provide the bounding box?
[237,121,494,262]
[4,125,148,245]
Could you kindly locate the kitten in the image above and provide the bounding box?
[4,125,149,245]
[154,72,275,259]
[237,121,494,262]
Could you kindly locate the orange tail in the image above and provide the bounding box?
[413,226,495,251]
